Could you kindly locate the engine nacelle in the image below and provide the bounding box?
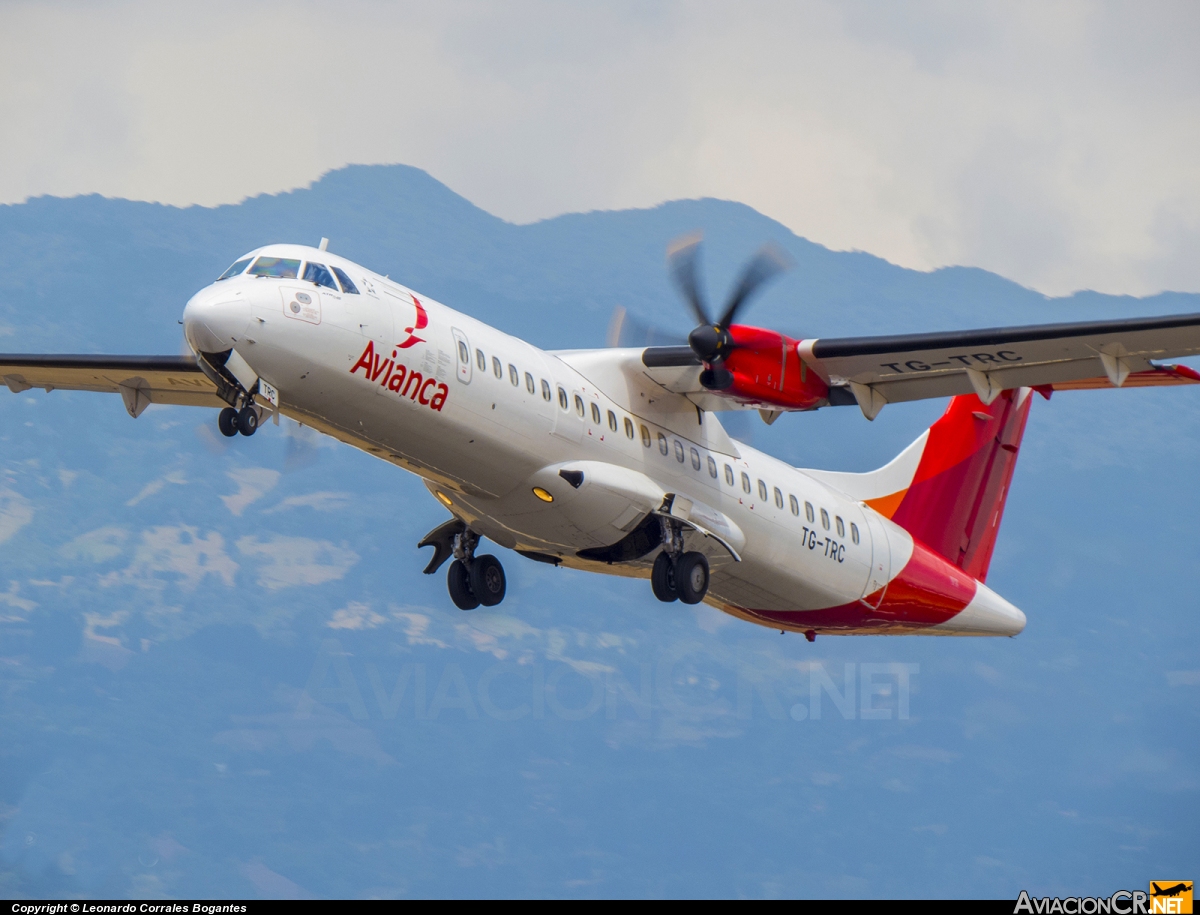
[707,325,829,411]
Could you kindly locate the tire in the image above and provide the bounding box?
[237,405,259,436]
[651,551,678,603]
[470,554,506,607]
[218,407,239,437]
[674,551,709,605]
[447,559,479,610]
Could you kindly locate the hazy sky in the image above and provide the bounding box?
[2,1,1198,297]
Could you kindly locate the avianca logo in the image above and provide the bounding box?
[397,295,428,349]
[350,339,448,411]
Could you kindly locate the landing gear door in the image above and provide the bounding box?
[860,509,892,608]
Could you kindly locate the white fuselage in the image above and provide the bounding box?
[183,244,1024,637]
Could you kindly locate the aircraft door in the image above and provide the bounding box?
[451,328,472,383]
[860,509,892,608]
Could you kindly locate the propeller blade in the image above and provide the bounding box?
[716,243,790,329]
[667,233,711,326]
[607,305,688,348]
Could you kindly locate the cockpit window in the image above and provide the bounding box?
[217,257,253,280]
[249,257,301,279]
[303,262,338,290]
[331,266,359,295]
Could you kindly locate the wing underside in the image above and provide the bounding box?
[0,354,225,416]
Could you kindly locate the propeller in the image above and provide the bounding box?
[667,234,790,390]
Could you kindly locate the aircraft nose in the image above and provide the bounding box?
[183,285,251,354]
[936,582,1027,636]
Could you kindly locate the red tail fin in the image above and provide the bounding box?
[885,389,1032,581]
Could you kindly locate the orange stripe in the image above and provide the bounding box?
[865,489,907,519]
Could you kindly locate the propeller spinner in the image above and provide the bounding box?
[667,234,790,390]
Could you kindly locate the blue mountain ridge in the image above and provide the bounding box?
[0,165,1196,898]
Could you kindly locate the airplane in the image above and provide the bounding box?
[1150,883,1192,898]
[4,236,1200,640]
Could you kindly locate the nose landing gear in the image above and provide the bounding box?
[443,528,507,610]
[651,517,710,605]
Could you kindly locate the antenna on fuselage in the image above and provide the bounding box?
[318,237,329,251]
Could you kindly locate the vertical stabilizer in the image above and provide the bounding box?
[807,388,1033,582]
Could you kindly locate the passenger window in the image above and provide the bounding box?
[658,433,668,455]
[303,262,338,290]
[836,516,845,537]
[774,487,784,509]
[707,455,717,478]
[741,472,751,494]
[591,402,601,424]
[542,379,551,401]
[758,480,768,500]
[805,501,815,523]
[558,387,568,409]
[249,256,301,279]
[331,266,359,294]
[608,410,618,431]
[576,395,586,417]
[217,257,253,281]
[851,523,860,544]
[724,464,734,486]
[820,508,830,530]
[674,440,685,463]
[789,494,799,516]
[509,365,519,386]
[625,417,635,439]
[690,447,701,471]
[641,425,651,447]
[525,372,535,394]
[457,341,469,364]
[476,349,486,371]
[493,357,503,379]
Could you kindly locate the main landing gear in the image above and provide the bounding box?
[650,517,709,605]
[218,405,260,437]
[445,528,507,611]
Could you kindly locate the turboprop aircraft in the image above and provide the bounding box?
[4,236,1200,639]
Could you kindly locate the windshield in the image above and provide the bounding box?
[303,262,338,290]
[332,266,359,295]
[217,257,253,280]
[249,256,301,279]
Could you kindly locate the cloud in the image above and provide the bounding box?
[0,582,37,621]
[0,488,34,544]
[220,468,281,516]
[125,470,188,507]
[60,527,128,563]
[327,601,386,630]
[264,491,353,514]
[1,2,1197,296]
[235,535,358,589]
[120,525,238,590]
[1166,670,1200,687]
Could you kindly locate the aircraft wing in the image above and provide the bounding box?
[0,354,226,417]
[640,312,1200,413]
[799,312,1200,406]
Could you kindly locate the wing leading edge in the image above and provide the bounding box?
[640,311,1200,416]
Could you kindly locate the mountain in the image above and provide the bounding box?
[0,165,1196,898]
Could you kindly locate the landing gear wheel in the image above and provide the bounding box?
[470,554,506,607]
[651,551,678,603]
[447,559,479,610]
[237,405,259,437]
[218,407,239,437]
[674,551,709,605]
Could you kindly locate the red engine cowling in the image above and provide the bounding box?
[706,324,829,411]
